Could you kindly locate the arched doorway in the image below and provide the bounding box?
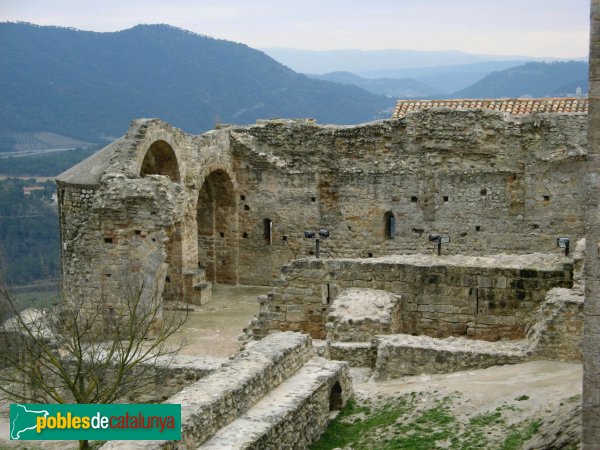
[139,140,183,302]
[197,170,238,284]
[140,140,180,182]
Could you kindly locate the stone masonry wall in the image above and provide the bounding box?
[250,254,573,340]
[58,111,587,317]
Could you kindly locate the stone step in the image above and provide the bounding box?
[199,357,351,450]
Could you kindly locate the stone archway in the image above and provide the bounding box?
[140,140,180,182]
[197,170,238,284]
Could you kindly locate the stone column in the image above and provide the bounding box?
[584,1,600,447]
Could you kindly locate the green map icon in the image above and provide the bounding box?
[10,404,49,440]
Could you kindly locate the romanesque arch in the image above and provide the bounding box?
[197,169,238,284]
[140,139,180,182]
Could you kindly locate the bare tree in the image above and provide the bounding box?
[0,263,187,450]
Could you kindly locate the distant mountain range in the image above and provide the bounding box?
[0,23,394,151]
[308,72,442,98]
[453,61,588,98]
[264,48,587,94]
[0,23,589,153]
[311,61,588,100]
[262,48,579,75]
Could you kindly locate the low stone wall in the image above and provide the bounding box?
[101,332,317,449]
[329,342,375,367]
[251,253,573,341]
[371,286,584,379]
[373,334,528,380]
[130,354,226,403]
[200,358,353,450]
[325,288,401,342]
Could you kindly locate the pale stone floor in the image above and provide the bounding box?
[0,285,583,449]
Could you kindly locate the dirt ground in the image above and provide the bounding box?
[165,284,270,358]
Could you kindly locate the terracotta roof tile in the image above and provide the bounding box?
[392,97,588,119]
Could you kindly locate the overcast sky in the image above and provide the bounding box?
[0,0,590,57]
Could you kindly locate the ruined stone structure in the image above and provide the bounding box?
[57,96,594,446]
[57,109,587,313]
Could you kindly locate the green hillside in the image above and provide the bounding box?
[0,23,394,150]
[453,61,588,98]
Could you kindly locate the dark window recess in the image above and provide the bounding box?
[311,197,316,202]
[532,224,540,230]
[282,235,288,241]
[543,195,550,201]
[242,232,249,239]
[384,211,396,239]
[244,204,250,210]
[475,226,481,231]
[134,230,141,235]
[460,232,468,237]
[480,188,487,195]
[219,232,225,238]
[105,273,111,277]
[412,228,424,234]
[368,252,373,258]
[263,218,272,245]
[443,196,449,202]
[165,276,171,283]
[309,250,314,255]
[240,195,246,201]
[104,237,113,244]
[411,196,419,203]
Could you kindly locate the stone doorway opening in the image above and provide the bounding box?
[329,381,343,411]
[197,170,238,284]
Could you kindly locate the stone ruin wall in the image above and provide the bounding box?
[250,254,573,340]
[57,110,587,324]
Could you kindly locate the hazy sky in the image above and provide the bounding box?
[0,0,590,57]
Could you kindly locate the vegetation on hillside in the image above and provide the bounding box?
[0,178,59,285]
[453,61,588,99]
[0,22,394,148]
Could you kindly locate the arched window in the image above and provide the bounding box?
[140,140,180,182]
[384,211,395,239]
[263,218,272,245]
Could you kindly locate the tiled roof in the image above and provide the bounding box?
[392,98,588,119]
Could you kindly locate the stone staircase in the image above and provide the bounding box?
[101,332,352,450]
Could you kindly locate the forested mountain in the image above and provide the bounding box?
[453,61,588,98]
[0,22,393,150]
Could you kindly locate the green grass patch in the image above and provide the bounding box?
[500,420,542,450]
[312,393,548,450]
